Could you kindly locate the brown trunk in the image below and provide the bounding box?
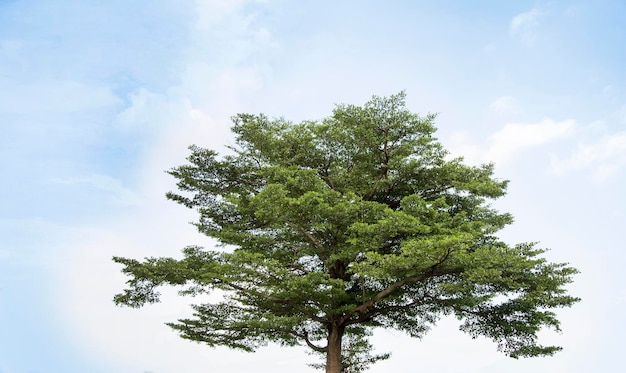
[325,323,345,373]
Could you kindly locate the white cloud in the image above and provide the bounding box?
[487,120,575,162]
[488,96,518,114]
[550,131,626,181]
[450,119,576,165]
[510,8,544,45]
[452,117,626,181]
[49,4,272,370]
[115,88,172,130]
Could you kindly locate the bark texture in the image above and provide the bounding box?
[325,324,345,373]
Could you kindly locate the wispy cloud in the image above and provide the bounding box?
[50,2,280,370]
[450,119,576,165]
[488,96,518,115]
[487,120,575,162]
[510,8,545,46]
[114,88,174,132]
[550,131,626,181]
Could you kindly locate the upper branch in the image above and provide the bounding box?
[287,221,325,250]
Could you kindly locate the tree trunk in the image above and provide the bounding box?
[326,323,345,373]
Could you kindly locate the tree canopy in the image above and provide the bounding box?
[113,92,579,372]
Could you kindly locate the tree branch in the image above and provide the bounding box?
[287,222,325,250]
[425,295,483,317]
[346,297,425,325]
[344,248,457,322]
[220,279,327,323]
[288,330,327,352]
[346,273,429,319]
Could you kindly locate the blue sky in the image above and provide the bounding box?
[1,1,625,372]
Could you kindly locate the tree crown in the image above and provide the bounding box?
[114,92,579,371]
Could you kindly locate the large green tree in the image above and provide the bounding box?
[114,92,579,373]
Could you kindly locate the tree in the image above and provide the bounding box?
[113,92,579,373]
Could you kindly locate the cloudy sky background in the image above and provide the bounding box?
[1,1,625,372]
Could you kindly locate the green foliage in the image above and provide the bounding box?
[114,92,579,371]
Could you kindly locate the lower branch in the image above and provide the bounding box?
[288,330,327,353]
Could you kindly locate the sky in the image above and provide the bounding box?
[1,0,625,372]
